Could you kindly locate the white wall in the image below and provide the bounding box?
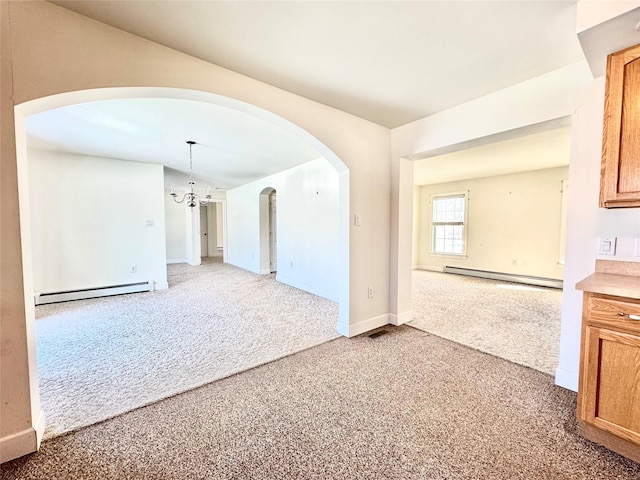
[206,203,218,255]
[226,158,340,301]
[415,167,568,280]
[216,202,224,248]
[556,77,640,391]
[28,149,168,293]
[165,193,187,263]
[412,186,420,269]
[392,62,592,159]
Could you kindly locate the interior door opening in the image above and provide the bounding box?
[259,187,277,274]
[200,205,208,258]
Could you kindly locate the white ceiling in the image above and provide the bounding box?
[413,126,571,186]
[26,98,322,190]
[51,0,585,128]
[30,1,587,188]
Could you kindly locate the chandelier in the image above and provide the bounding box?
[170,140,212,208]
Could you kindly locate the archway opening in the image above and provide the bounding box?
[15,87,350,440]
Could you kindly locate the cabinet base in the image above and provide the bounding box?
[579,421,640,464]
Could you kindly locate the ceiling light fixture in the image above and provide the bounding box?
[170,140,212,208]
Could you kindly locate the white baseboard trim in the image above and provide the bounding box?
[416,265,444,272]
[166,258,187,264]
[389,311,412,326]
[276,275,339,302]
[555,367,578,392]
[34,409,45,449]
[336,313,390,338]
[1,426,39,463]
[35,282,153,305]
[260,268,271,274]
[0,408,45,463]
[226,259,259,275]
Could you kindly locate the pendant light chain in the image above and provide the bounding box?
[169,140,213,208]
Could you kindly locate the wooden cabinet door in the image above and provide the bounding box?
[601,43,640,208]
[578,324,640,445]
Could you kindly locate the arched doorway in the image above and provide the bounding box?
[13,86,350,445]
[15,87,350,306]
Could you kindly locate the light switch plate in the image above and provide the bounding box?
[598,237,617,256]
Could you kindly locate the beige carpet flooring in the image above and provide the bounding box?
[410,270,562,375]
[34,257,339,440]
[4,326,639,479]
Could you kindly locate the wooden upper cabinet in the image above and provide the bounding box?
[601,43,640,208]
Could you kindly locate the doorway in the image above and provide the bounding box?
[198,202,223,259]
[259,187,277,274]
[200,205,209,257]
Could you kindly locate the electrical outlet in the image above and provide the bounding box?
[130,265,137,273]
[368,287,374,298]
[354,214,361,226]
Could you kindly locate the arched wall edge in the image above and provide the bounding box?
[13,87,352,449]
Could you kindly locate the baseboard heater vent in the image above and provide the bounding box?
[35,282,153,305]
[442,266,563,289]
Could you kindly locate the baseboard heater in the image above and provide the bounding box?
[442,266,563,289]
[35,281,153,305]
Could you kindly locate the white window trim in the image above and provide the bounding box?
[429,191,469,257]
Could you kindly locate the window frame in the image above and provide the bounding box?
[429,191,469,257]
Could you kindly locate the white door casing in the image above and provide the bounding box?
[269,192,277,272]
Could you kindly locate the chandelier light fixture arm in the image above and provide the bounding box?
[170,140,212,208]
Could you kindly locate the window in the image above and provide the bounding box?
[431,193,467,255]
